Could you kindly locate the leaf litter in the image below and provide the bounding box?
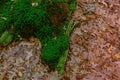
[0,37,61,80]
[0,0,120,80]
[65,0,120,80]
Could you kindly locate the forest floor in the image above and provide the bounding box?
[0,0,120,80]
[64,0,120,80]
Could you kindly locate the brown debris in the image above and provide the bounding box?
[0,0,120,80]
[0,38,61,80]
[65,0,120,80]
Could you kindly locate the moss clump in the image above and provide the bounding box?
[34,25,54,45]
[41,35,69,69]
[0,0,49,38]
[0,31,13,46]
[0,0,76,74]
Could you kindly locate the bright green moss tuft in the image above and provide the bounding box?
[41,35,69,68]
[0,0,48,38]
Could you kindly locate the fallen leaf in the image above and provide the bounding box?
[25,50,33,60]
[114,53,120,59]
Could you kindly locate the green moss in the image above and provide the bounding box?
[69,0,76,13]
[0,1,12,31]
[35,25,54,45]
[57,19,74,75]
[0,0,10,12]
[0,31,13,46]
[54,0,68,2]
[41,35,69,69]
[0,0,76,74]
[0,0,48,38]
